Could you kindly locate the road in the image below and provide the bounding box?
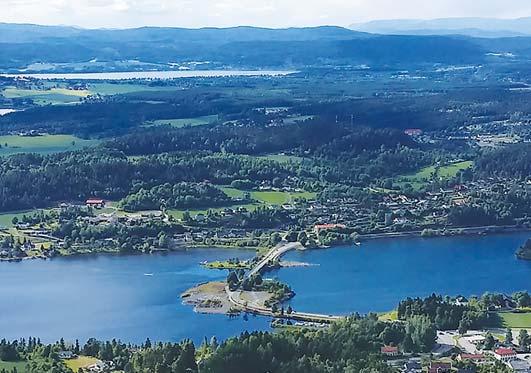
[246,241,304,278]
[230,241,343,323]
[226,286,342,323]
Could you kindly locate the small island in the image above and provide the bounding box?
[516,238,531,260]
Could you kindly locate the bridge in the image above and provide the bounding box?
[229,241,344,324]
[246,241,304,278]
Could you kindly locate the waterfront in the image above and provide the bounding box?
[0,232,530,343]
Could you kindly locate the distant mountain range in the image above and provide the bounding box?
[1,23,531,71]
[350,17,531,38]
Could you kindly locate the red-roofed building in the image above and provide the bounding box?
[458,353,486,364]
[428,362,451,373]
[493,347,516,362]
[380,346,399,356]
[86,199,105,208]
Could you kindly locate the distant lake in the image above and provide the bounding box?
[272,232,531,315]
[0,70,296,80]
[0,232,529,344]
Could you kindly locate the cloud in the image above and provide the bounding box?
[1,0,531,28]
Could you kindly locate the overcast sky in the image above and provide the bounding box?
[2,0,531,29]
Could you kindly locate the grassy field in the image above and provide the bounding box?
[0,135,99,156]
[378,310,398,322]
[221,187,315,204]
[0,208,55,228]
[498,312,531,328]
[145,115,218,128]
[2,87,90,105]
[395,160,474,191]
[64,356,100,372]
[0,360,28,372]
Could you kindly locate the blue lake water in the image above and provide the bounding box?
[0,249,269,344]
[0,232,530,344]
[271,232,531,315]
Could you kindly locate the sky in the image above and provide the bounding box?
[1,0,531,29]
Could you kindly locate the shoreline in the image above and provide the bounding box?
[1,225,529,263]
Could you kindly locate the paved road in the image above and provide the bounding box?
[227,286,342,323]
[247,241,304,278]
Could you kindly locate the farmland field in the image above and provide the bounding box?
[0,135,99,156]
[2,87,90,105]
[498,312,531,328]
[395,160,474,191]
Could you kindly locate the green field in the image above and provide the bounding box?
[0,360,28,372]
[0,209,54,228]
[64,356,100,372]
[498,312,531,328]
[221,187,315,204]
[378,310,398,322]
[2,87,90,105]
[145,115,218,128]
[0,135,99,156]
[395,160,474,191]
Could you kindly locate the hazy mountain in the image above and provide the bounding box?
[350,17,531,38]
[0,23,518,71]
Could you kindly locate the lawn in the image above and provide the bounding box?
[64,356,100,372]
[0,135,99,156]
[498,312,531,328]
[0,209,55,228]
[221,187,315,204]
[378,310,398,322]
[2,87,90,105]
[395,160,474,191]
[144,115,218,128]
[0,360,28,372]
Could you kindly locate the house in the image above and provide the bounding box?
[493,347,517,362]
[86,198,105,208]
[57,350,75,359]
[381,345,399,357]
[87,361,107,372]
[402,360,422,372]
[457,353,486,364]
[314,223,346,235]
[508,359,531,372]
[428,362,451,373]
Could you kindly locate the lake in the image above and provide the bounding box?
[0,249,269,344]
[271,232,531,315]
[0,232,529,344]
[0,70,295,81]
